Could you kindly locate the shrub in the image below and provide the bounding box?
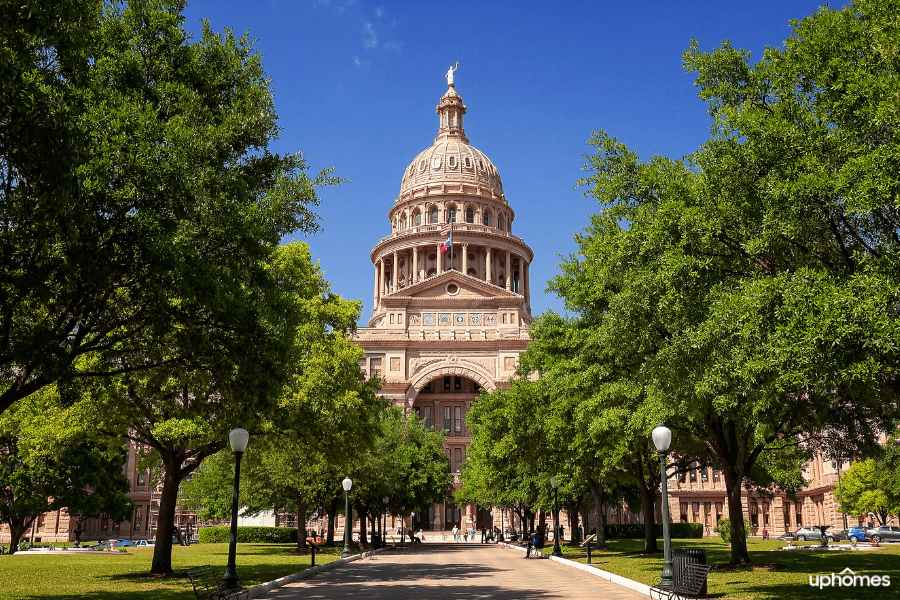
[714,518,750,543]
[198,526,298,544]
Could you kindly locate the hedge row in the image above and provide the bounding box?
[602,522,703,539]
[198,526,298,544]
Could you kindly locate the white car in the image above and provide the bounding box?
[132,540,155,547]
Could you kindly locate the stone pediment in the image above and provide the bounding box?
[384,270,521,302]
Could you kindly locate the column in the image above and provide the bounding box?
[392,251,398,292]
[437,244,443,275]
[413,246,419,284]
[505,250,512,291]
[374,262,380,307]
[486,247,492,283]
[462,243,468,276]
[523,260,530,308]
[378,259,385,300]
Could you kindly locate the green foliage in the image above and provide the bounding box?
[0,431,132,554]
[197,526,298,544]
[836,457,900,525]
[715,518,751,544]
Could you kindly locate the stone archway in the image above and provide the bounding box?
[408,358,496,395]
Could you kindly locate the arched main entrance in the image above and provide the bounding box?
[410,374,483,532]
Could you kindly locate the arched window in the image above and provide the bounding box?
[498,215,504,230]
[448,207,456,223]
[400,213,407,231]
[413,211,421,226]
[430,207,439,224]
[466,208,474,223]
[482,211,490,226]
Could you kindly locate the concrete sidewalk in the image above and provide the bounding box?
[258,543,647,600]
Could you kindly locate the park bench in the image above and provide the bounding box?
[650,563,712,600]
[184,565,249,600]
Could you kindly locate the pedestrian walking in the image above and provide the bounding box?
[464,529,469,542]
[452,525,459,542]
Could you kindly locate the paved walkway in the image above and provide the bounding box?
[260,544,646,600]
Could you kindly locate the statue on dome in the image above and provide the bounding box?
[445,62,459,86]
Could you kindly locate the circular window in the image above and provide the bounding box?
[485,315,496,325]
[428,253,437,261]
[455,315,466,324]
[424,314,436,325]
[446,283,459,295]
[467,253,476,261]
[470,315,480,324]
[439,315,451,324]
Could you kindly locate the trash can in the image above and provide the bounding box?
[672,548,707,596]
[372,533,381,548]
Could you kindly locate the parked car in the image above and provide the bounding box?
[791,527,841,542]
[113,540,134,547]
[865,526,900,543]
[132,540,154,547]
[847,527,869,543]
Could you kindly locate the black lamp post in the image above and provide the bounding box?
[222,427,249,590]
[382,496,389,548]
[550,476,563,557]
[834,458,849,533]
[341,477,353,558]
[652,423,674,589]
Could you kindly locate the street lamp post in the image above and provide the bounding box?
[652,423,674,589]
[550,477,563,557]
[835,459,849,533]
[383,496,389,548]
[341,477,353,558]
[222,427,249,591]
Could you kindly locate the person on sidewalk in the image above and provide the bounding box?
[452,525,459,542]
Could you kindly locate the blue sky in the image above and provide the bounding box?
[182,0,832,323]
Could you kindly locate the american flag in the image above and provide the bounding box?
[441,224,452,236]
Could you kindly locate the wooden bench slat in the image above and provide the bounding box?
[185,565,249,600]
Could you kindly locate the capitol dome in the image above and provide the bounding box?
[398,86,504,200]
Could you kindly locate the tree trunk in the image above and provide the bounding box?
[567,500,579,543]
[150,458,184,574]
[295,496,308,550]
[723,470,752,564]
[636,475,659,553]
[538,509,546,535]
[5,515,32,555]
[587,478,609,549]
[357,505,367,545]
[326,497,338,545]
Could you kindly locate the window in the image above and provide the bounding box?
[138,472,146,486]
[430,207,439,223]
[701,468,708,482]
[448,207,456,223]
[466,208,474,223]
[454,447,461,471]
[444,406,451,431]
[454,376,462,390]
[498,215,504,230]
[689,465,697,482]
[422,382,432,393]
[454,406,461,432]
[465,157,471,168]
[712,470,719,482]
[449,156,455,167]
[444,376,451,391]
[423,406,431,429]
[414,211,421,226]
[371,358,382,375]
[482,212,489,226]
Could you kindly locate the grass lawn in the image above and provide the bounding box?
[0,543,342,600]
[541,538,900,599]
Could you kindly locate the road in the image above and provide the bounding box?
[260,543,646,600]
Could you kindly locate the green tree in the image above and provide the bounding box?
[0,427,132,554]
[837,458,900,526]
[0,0,330,419]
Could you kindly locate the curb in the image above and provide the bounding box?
[499,542,652,598]
[246,545,393,599]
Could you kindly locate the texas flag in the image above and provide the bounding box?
[440,228,453,253]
